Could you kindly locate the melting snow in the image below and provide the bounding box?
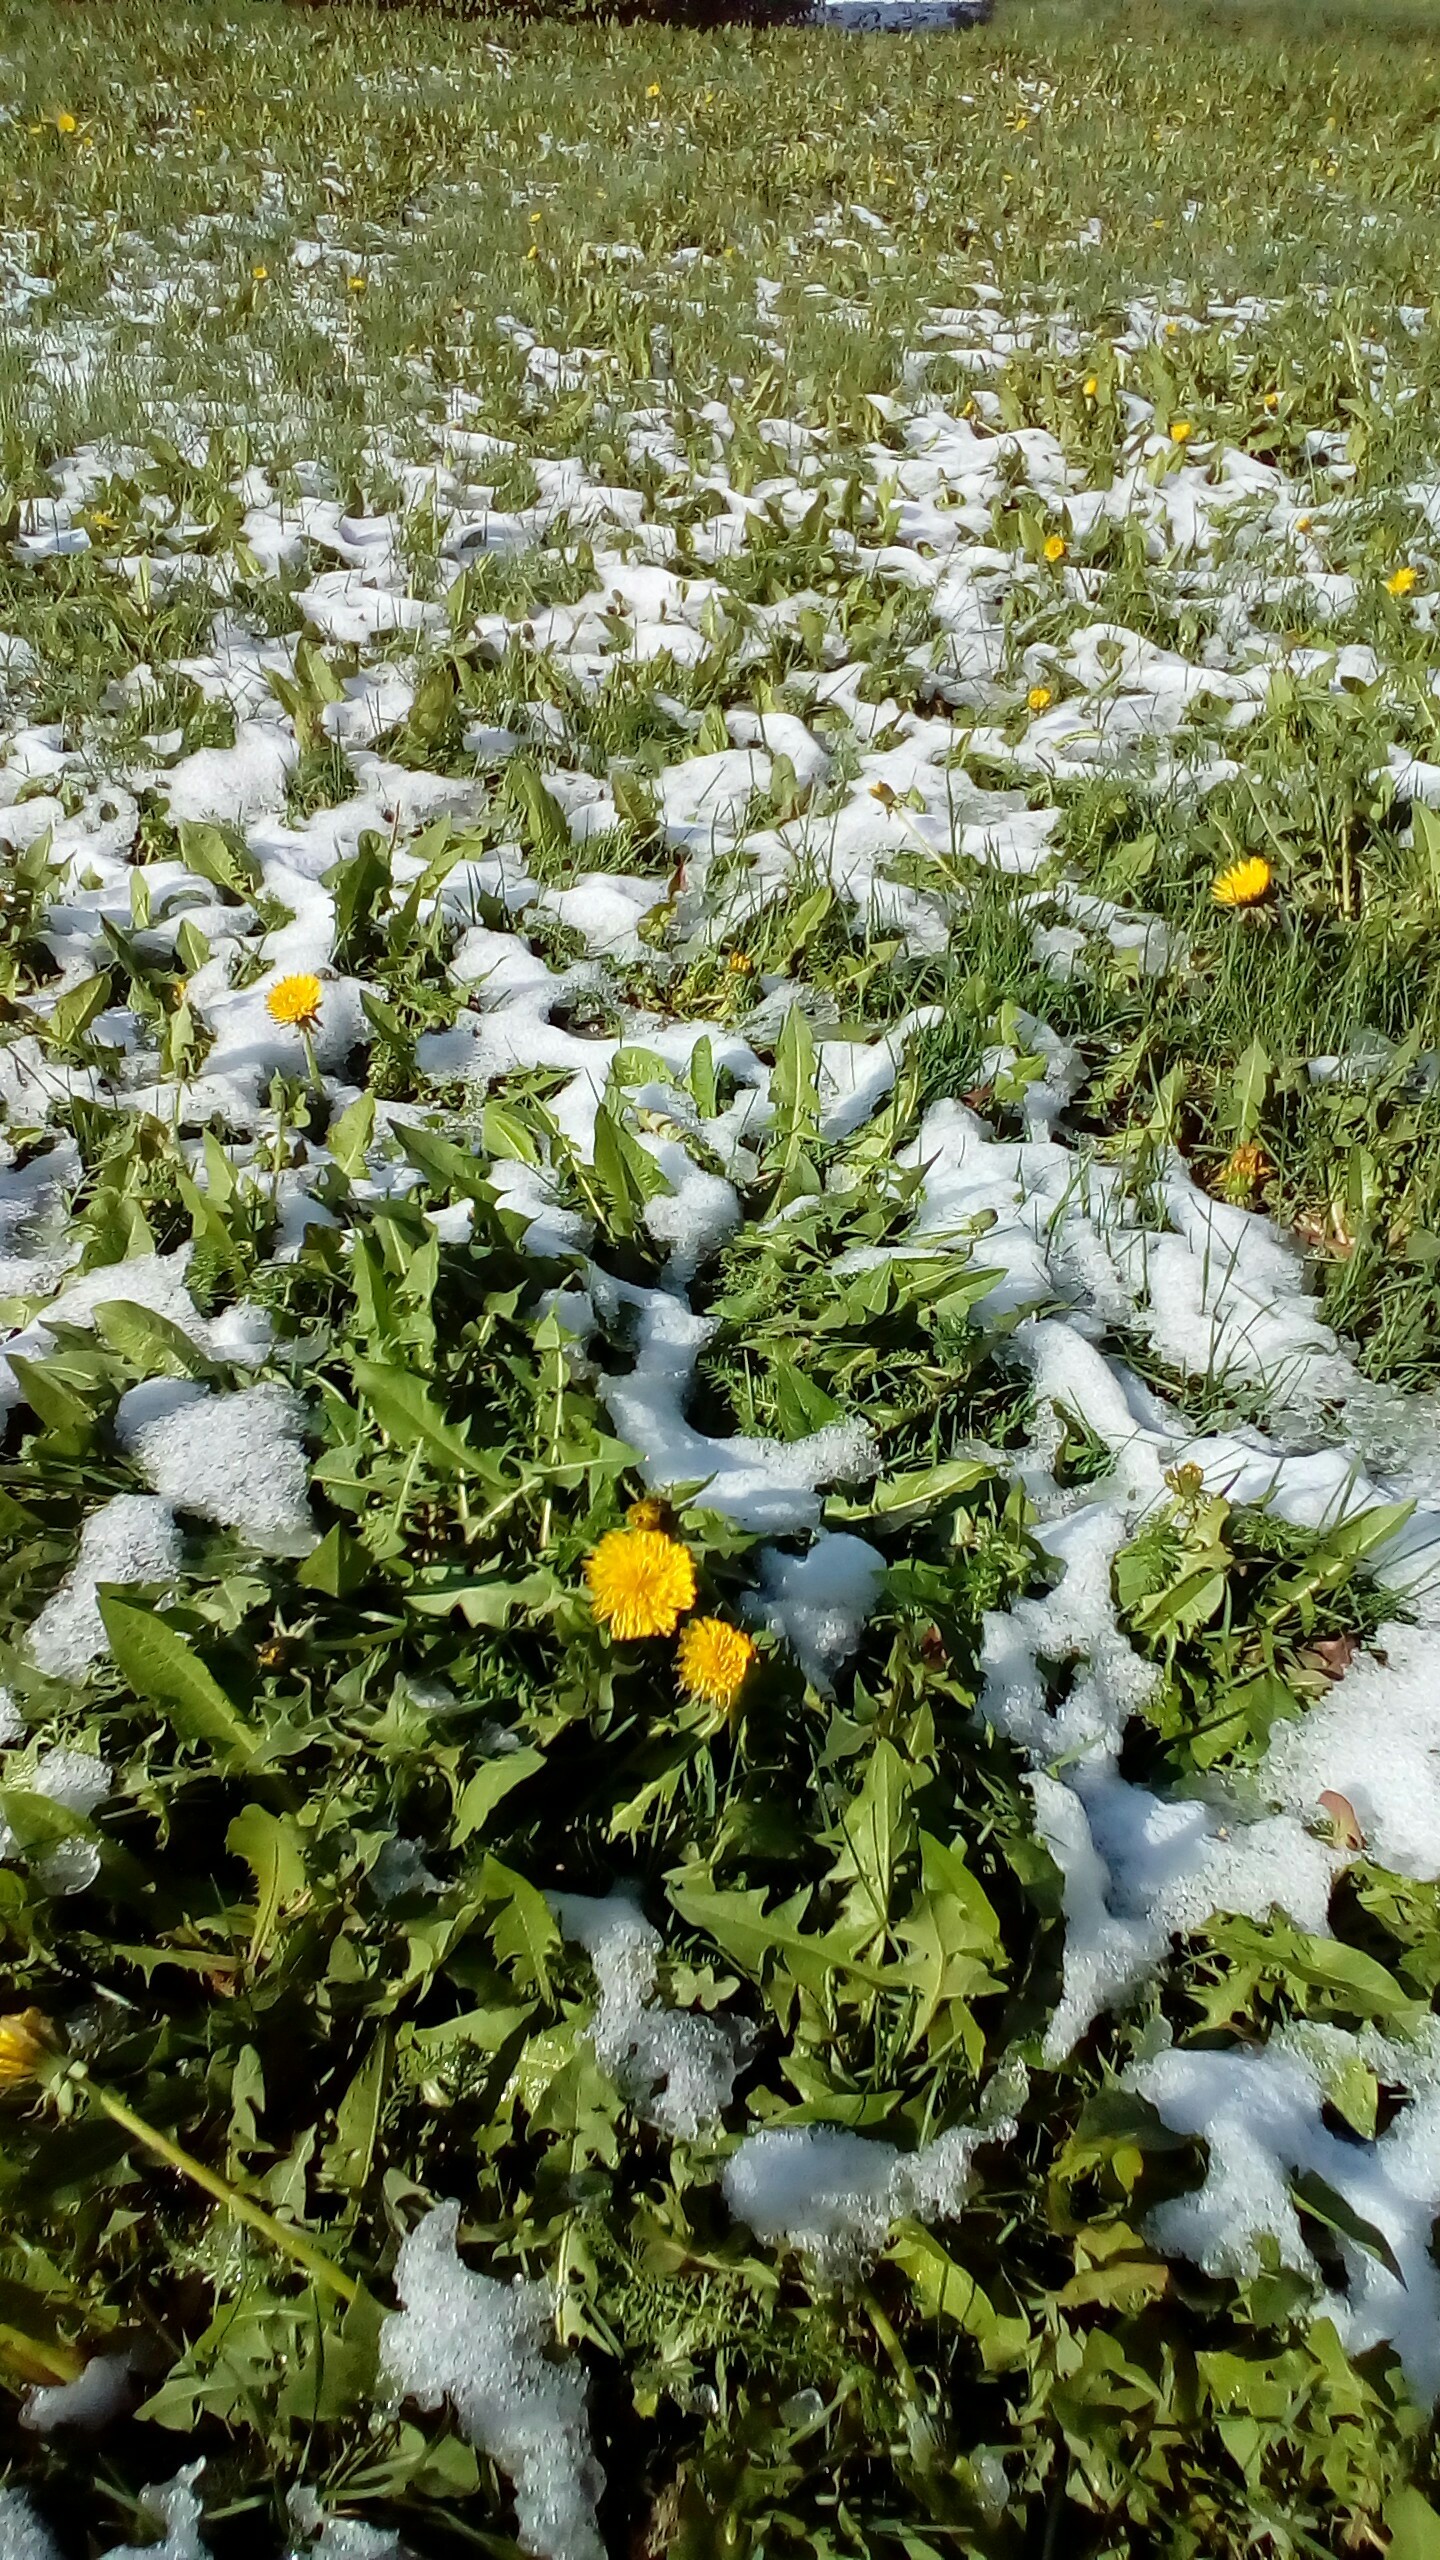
[380,2201,604,2560]
[6,255,1440,2415]
[549,1885,745,2135]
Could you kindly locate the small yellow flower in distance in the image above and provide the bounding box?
[526,243,539,261]
[56,112,78,135]
[1217,1141,1272,1203]
[1043,533,1067,563]
[1170,419,1193,444]
[1082,374,1099,399]
[1212,854,1272,910]
[646,82,662,98]
[585,1528,696,1640]
[193,105,207,119]
[727,950,754,975]
[347,274,367,294]
[626,1496,667,1532]
[677,1617,756,1710]
[1296,514,1313,533]
[1386,565,1418,597]
[251,263,268,282]
[1027,684,1053,713]
[0,2010,51,2086]
[1263,390,1279,411]
[265,972,324,1029]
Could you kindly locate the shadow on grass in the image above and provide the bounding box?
[288,0,993,27]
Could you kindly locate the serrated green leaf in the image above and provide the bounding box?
[889,2224,1029,2368]
[91,1298,213,1380]
[1290,2168,1404,2283]
[453,1745,545,1845]
[481,1855,562,1997]
[327,1089,376,1179]
[100,1597,258,1769]
[322,2030,391,2194]
[40,971,111,1054]
[226,1803,306,1957]
[350,1355,473,1473]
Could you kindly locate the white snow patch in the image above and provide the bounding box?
[380,2201,604,2560]
[723,2119,1006,2271]
[22,2352,136,2435]
[1130,2030,1440,2399]
[27,1496,182,1679]
[549,1886,744,2136]
[750,1534,886,1689]
[116,1380,315,1554]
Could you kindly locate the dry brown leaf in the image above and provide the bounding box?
[1318,1789,1364,1851]
[1305,1633,1360,1681]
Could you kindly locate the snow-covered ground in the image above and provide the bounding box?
[6,181,1440,2548]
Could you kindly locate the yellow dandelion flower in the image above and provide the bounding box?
[251,263,268,282]
[677,1617,756,1709]
[1212,854,1272,910]
[626,1496,667,1532]
[56,112,78,136]
[1216,1141,1272,1203]
[347,274,367,294]
[1082,374,1099,399]
[0,2010,52,2087]
[727,950,754,976]
[1043,533,1067,563]
[265,972,324,1029]
[1263,390,1279,411]
[1386,565,1418,597]
[646,82,662,99]
[1296,514,1313,533]
[1027,684,1053,713]
[1169,419,1193,444]
[585,1528,696,1640]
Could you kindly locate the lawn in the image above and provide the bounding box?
[2,0,1440,2552]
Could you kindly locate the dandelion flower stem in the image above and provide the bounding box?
[78,2074,359,2306]
[0,2321,86,2388]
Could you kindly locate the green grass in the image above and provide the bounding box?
[3,0,1440,2554]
